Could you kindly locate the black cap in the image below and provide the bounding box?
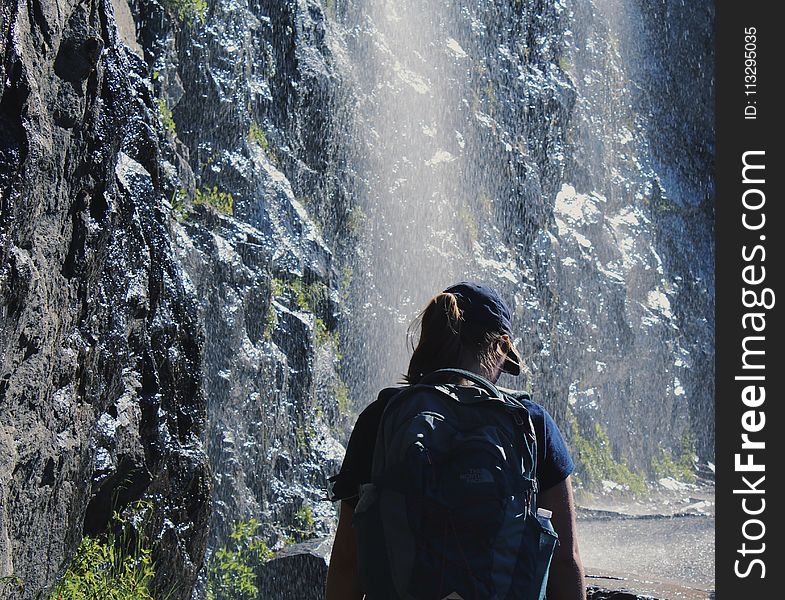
[442,281,523,376]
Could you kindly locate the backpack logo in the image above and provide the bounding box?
[458,467,494,484]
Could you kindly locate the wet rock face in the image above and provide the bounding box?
[257,537,333,599]
[532,0,714,471]
[128,0,346,558]
[1,0,210,596]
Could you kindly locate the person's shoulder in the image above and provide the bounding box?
[497,387,545,415]
[356,385,407,419]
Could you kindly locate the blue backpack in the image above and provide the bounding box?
[353,368,558,600]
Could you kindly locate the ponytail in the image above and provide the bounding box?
[404,293,464,383]
[404,292,512,384]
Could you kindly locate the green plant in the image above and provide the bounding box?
[194,186,235,215]
[289,279,313,312]
[291,505,316,542]
[651,431,697,483]
[262,302,279,341]
[558,56,573,72]
[314,318,331,346]
[334,378,350,416]
[163,0,207,24]
[248,122,279,164]
[171,188,190,221]
[293,422,317,452]
[315,318,341,353]
[338,266,353,302]
[346,206,366,235]
[49,503,157,599]
[248,122,270,151]
[170,186,234,220]
[568,413,648,495]
[156,98,176,136]
[271,277,325,314]
[207,518,273,600]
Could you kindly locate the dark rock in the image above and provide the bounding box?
[587,586,658,600]
[0,0,210,596]
[257,537,332,600]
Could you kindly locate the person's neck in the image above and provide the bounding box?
[455,362,498,385]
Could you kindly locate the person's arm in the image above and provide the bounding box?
[326,501,364,600]
[539,476,586,600]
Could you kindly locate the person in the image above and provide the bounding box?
[326,282,586,600]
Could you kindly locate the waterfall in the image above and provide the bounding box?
[332,0,714,478]
[334,0,575,419]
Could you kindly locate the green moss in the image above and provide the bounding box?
[271,277,325,314]
[270,277,285,299]
[170,186,234,220]
[262,302,279,341]
[314,318,330,346]
[156,98,177,136]
[163,0,207,24]
[289,279,313,312]
[568,412,648,495]
[346,206,366,235]
[49,502,157,600]
[207,518,273,600]
[651,431,697,483]
[194,186,235,215]
[248,122,278,163]
[248,122,270,151]
[315,318,341,360]
[339,266,352,303]
[293,423,316,452]
[334,378,350,416]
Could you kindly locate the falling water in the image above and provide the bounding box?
[327,0,714,591]
[332,0,714,472]
[0,0,715,596]
[334,0,575,411]
[334,0,476,395]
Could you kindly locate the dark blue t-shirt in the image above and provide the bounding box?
[329,386,575,506]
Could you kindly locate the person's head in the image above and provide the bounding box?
[404,282,522,384]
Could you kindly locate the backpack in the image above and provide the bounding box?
[352,368,558,600]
